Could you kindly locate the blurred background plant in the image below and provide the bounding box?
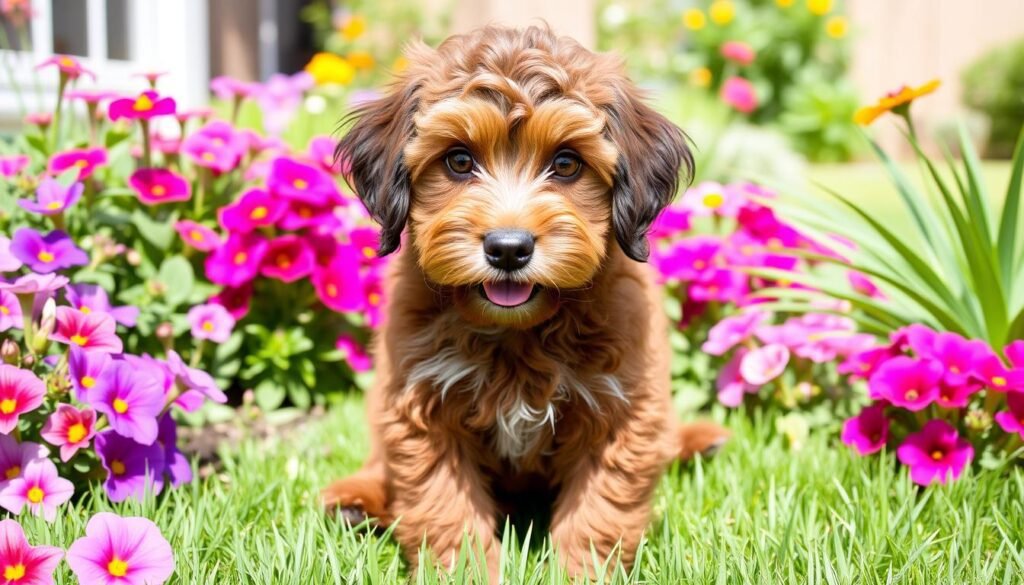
[962,38,1024,158]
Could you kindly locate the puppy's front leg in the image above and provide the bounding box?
[386,419,499,580]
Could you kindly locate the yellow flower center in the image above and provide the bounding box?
[298,206,312,218]
[368,292,381,306]
[3,563,25,581]
[904,389,919,400]
[67,423,88,443]
[151,185,166,196]
[709,0,735,25]
[112,398,129,414]
[81,375,96,389]
[26,486,44,503]
[292,178,308,190]
[0,399,16,414]
[202,152,216,162]
[693,259,707,270]
[37,251,55,263]
[107,558,128,577]
[689,67,712,88]
[0,307,8,315]
[59,57,75,67]
[703,193,724,208]
[325,283,338,297]
[70,334,89,346]
[825,15,847,38]
[682,8,706,30]
[4,466,20,480]
[79,305,92,314]
[950,366,960,374]
[202,321,214,332]
[46,200,63,210]
[276,254,292,268]
[111,460,126,475]
[807,0,832,16]
[931,450,944,461]
[362,247,375,259]
[133,94,154,112]
[234,252,248,265]
[212,137,225,147]
[189,230,204,241]
[993,376,1007,387]
[74,160,88,168]
[250,206,269,220]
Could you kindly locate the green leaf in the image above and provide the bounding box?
[999,127,1024,296]
[131,209,175,250]
[24,133,48,157]
[254,380,285,411]
[158,255,195,307]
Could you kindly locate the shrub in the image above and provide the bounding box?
[962,38,1024,158]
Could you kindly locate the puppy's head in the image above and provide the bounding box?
[338,26,692,329]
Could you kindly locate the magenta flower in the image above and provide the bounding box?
[702,311,767,356]
[173,221,221,252]
[348,227,382,266]
[48,147,107,181]
[157,415,192,487]
[362,267,386,328]
[278,200,338,231]
[0,155,29,178]
[88,360,165,445]
[51,307,123,354]
[218,188,287,233]
[267,157,340,205]
[0,435,46,486]
[841,404,890,455]
[67,514,174,585]
[689,268,748,303]
[164,350,227,404]
[721,76,758,114]
[336,334,373,373]
[10,228,88,273]
[0,292,21,332]
[308,135,341,174]
[838,344,899,379]
[181,121,247,173]
[65,283,139,327]
[18,178,83,215]
[312,249,364,312]
[720,40,755,65]
[209,283,252,320]
[68,346,110,401]
[739,343,789,385]
[0,237,21,273]
[648,205,691,240]
[868,356,942,410]
[0,366,45,435]
[847,271,885,298]
[655,236,721,281]
[0,518,62,583]
[972,350,1024,391]
[204,233,268,287]
[910,331,990,387]
[94,432,165,502]
[108,90,176,121]
[995,392,1024,437]
[716,348,756,407]
[40,404,96,462]
[896,419,974,486]
[128,168,190,205]
[36,54,95,80]
[186,303,235,344]
[260,236,315,283]
[0,459,72,521]
[211,75,258,100]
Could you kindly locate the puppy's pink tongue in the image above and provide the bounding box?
[482,281,534,307]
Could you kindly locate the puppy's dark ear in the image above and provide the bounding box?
[336,79,420,255]
[604,83,693,262]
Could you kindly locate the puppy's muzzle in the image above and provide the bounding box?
[483,229,535,272]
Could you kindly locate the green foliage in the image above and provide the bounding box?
[962,38,1024,158]
[778,73,862,162]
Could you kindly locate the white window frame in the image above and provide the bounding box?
[0,0,209,128]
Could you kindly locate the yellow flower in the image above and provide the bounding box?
[304,52,356,86]
[776,0,795,7]
[854,79,941,125]
[825,15,847,38]
[682,8,706,30]
[391,55,409,73]
[806,0,832,16]
[709,0,735,25]
[340,15,366,41]
[689,67,712,88]
[347,51,375,70]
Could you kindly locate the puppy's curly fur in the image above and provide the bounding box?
[323,25,729,578]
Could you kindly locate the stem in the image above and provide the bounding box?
[51,75,68,151]
[86,103,99,145]
[50,212,65,231]
[195,167,210,217]
[190,340,206,369]
[17,294,35,355]
[140,119,152,168]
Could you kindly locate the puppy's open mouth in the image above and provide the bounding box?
[479,280,538,308]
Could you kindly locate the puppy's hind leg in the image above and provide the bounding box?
[322,459,391,527]
[677,421,730,461]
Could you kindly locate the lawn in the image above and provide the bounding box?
[22,393,1024,584]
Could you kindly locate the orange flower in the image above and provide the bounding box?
[347,51,375,70]
[854,79,940,125]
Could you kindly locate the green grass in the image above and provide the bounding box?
[25,394,1024,584]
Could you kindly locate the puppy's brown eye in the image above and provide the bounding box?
[551,150,582,179]
[445,148,475,176]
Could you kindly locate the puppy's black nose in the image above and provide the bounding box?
[483,229,535,271]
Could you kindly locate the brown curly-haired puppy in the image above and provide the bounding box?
[323,25,729,579]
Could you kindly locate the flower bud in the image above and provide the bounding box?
[964,408,992,432]
[0,339,20,365]
[126,249,141,266]
[32,298,57,354]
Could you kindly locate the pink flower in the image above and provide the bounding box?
[48,147,107,181]
[173,221,221,252]
[0,237,21,273]
[312,248,364,312]
[186,303,235,343]
[702,311,768,356]
[307,135,341,174]
[847,271,885,298]
[0,273,67,296]
[40,404,96,462]
[108,91,176,121]
[267,157,340,205]
[0,155,29,178]
[66,89,117,105]
[260,236,315,283]
[739,343,789,385]
[133,70,168,85]
[0,518,63,583]
[679,182,747,218]
[896,419,974,486]
[18,178,83,215]
[716,348,756,407]
[24,113,51,128]
[211,75,257,100]
[721,76,758,114]
[67,513,174,585]
[128,169,190,205]
[181,121,247,173]
[204,233,268,287]
[65,284,139,328]
[336,334,372,372]
[218,189,287,233]
[0,458,73,521]
[36,55,95,80]
[87,360,165,446]
[868,356,942,410]
[51,307,123,354]
[720,41,755,65]
[0,291,21,332]
[0,366,45,435]
[841,404,890,455]
[0,435,46,485]
[209,283,252,321]
[995,392,1024,437]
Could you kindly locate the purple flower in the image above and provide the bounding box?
[40,404,96,462]
[157,415,191,488]
[739,343,789,385]
[217,188,287,233]
[0,291,22,332]
[87,360,165,445]
[204,232,268,287]
[18,178,83,215]
[841,404,889,455]
[211,75,258,100]
[0,458,73,521]
[181,120,248,173]
[716,348,756,407]
[9,228,88,273]
[94,431,165,502]
[868,356,942,410]
[0,154,29,178]
[0,435,47,485]
[186,303,235,344]
[0,273,67,296]
[0,236,23,273]
[51,307,123,354]
[67,513,174,585]
[896,419,974,486]
[65,283,138,327]
[267,156,340,205]
[0,518,63,584]
[0,366,46,435]
[165,350,227,404]
[68,346,110,401]
[995,392,1024,437]
[702,311,768,356]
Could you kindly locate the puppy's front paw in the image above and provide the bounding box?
[677,421,730,461]
[322,475,391,526]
